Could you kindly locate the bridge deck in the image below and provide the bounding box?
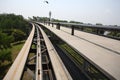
[40,23,120,80]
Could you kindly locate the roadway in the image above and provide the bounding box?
[39,23,120,80]
[59,26,120,55]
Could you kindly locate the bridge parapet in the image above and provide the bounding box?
[43,21,120,40]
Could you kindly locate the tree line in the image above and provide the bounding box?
[0,13,31,65]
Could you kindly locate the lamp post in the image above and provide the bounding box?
[49,11,51,25]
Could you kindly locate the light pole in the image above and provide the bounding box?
[49,11,51,25]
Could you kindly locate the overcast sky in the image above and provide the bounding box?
[0,0,120,25]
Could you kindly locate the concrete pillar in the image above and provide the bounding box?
[48,22,50,26]
[56,23,60,30]
[81,27,84,31]
[96,29,99,35]
[52,23,54,27]
[71,25,74,35]
[43,21,45,25]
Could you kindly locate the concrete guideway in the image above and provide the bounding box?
[40,23,120,80]
[37,24,72,80]
[4,23,72,80]
[35,26,42,80]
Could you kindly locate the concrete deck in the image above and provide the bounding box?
[38,25,72,80]
[60,26,120,55]
[40,23,120,80]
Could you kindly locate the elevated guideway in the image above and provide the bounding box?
[37,24,72,80]
[3,23,72,80]
[38,23,120,80]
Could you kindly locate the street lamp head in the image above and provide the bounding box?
[44,0,49,4]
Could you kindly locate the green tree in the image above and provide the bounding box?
[69,21,83,24]
[0,13,31,39]
[0,13,31,69]
[116,33,120,37]
[96,23,103,25]
[0,49,12,65]
[12,29,26,42]
[0,31,14,49]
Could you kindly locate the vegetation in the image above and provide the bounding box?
[0,31,14,49]
[69,20,83,24]
[107,31,120,37]
[11,41,25,61]
[12,29,26,42]
[0,13,31,59]
[0,14,31,36]
[0,49,12,65]
[30,16,49,22]
[0,13,31,79]
[30,16,68,23]
[52,19,68,23]
[96,23,103,25]
[0,42,25,79]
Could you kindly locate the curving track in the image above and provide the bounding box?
[3,23,72,80]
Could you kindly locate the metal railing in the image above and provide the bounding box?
[47,21,120,31]
[42,21,120,40]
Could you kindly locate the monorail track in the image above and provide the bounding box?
[3,23,72,80]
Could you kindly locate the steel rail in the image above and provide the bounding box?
[3,23,35,80]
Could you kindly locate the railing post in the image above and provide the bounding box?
[45,22,47,25]
[47,22,49,26]
[71,25,74,35]
[81,27,84,31]
[56,23,60,30]
[96,29,99,35]
[43,21,45,25]
[52,23,54,27]
[48,21,50,26]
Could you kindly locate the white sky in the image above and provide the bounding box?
[0,0,120,25]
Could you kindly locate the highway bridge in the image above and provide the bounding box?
[3,22,120,80]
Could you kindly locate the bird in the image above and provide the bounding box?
[44,0,49,4]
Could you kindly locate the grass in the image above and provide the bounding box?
[0,41,25,79]
[11,41,25,61]
[58,43,84,66]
